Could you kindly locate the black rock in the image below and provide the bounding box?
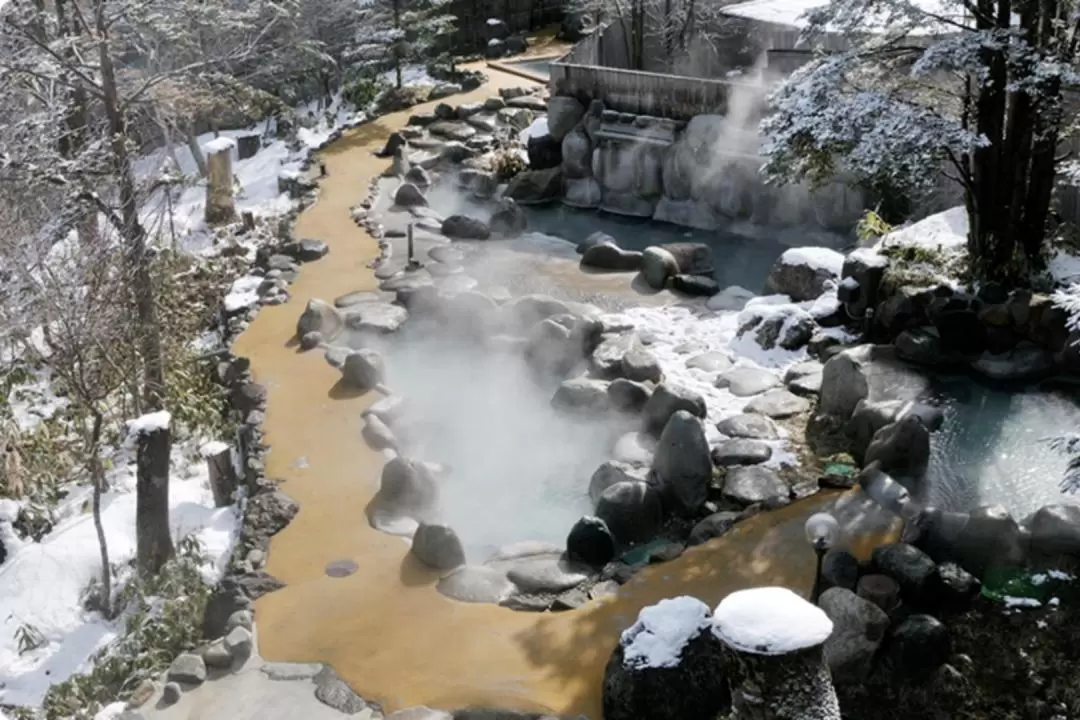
[671,274,720,297]
[887,614,950,681]
[442,214,491,240]
[281,238,330,263]
[567,516,617,566]
[527,133,563,170]
[934,562,980,613]
[871,543,941,609]
[710,438,773,466]
[602,616,730,720]
[821,549,860,591]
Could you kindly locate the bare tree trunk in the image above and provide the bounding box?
[136,424,174,575]
[97,5,166,411]
[88,411,112,616]
[95,0,172,575]
[393,0,403,89]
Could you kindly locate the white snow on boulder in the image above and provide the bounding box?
[620,596,712,669]
[521,116,549,143]
[712,586,833,655]
[776,246,844,275]
[875,206,968,254]
[223,274,263,313]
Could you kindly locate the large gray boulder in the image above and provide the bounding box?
[551,377,611,414]
[1025,504,1080,561]
[341,349,384,390]
[547,96,586,141]
[818,345,932,425]
[602,597,730,720]
[764,247,844,301]
[561,125,593,179]
[441,214,491,240]
[582,241,644,271]
[589,461,650,505]
[721,466,787,506]
[411,523,466,571]
[641,243,715,290]
[595,481,664,545]
[818,587,890,684]
[870,543,939,608]
[643,383,707,436]
[652,411,712,514]
[863,416,931,479]
[915,504,1027,580]
[297,298,344,341]
[489,198,527,236]
[370,457,439,533]
[394,182,428,207]
[567,515,616,566]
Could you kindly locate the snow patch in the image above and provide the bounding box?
[521,117,549,143]
[876,206,969,254]
[199,440,231,457]
[1003,596,1042,608]
[712,586,833,655]
[202,136,237,155]
[125,410,171,436]
[0,440,239,707]
[777,246,844,275]
[621,596,712,669]
[223,275,264,313]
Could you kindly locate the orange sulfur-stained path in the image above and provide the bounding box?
[233,57,898,719]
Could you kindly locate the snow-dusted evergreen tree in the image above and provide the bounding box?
[353,0,409,88]
[412,0,459,72]
[761,0,1080,284]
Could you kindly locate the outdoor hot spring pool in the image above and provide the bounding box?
[922,377,1080,518]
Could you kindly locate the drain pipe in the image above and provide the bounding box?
[713,587,841,720]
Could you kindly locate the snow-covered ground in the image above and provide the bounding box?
[131,94,363,256]
[0,436,239,708]
[0,87,373,715]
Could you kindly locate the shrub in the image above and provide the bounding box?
[489,149,526,183]
[41,537,211,720]
[343,78,384,111]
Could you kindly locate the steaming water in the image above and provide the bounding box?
[922,378,1080,519]
[379,331,624,560]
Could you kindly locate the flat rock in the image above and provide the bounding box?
[334,290,388,309]
[167,653,207,685]
[313,665,369,714]
[689,511,741,546]
[716,367,780,397]
[686,351,733,373]
[711,438,773,466]
[506,554,591,593]
[436,566,514,603]
[387,708,453,720]
[744,389,811,418]
[715,413,778,440]
[722,466,788,505]
[261,662,325,681]
[344,302,409,334]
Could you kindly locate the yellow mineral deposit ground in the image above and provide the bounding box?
[235,53,897,718]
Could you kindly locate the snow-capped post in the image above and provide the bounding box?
[204,136,237,226]
[713,587,840,719]
[201,441,236,508]
[129,411,176,576]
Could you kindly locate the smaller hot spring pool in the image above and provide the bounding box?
[922,377,1080,519]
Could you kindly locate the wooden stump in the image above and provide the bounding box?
[857,573,900,612]
[204,138,237,226]
[203,443,237,508]
[135,418,175,575]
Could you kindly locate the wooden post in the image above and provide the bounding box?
[242,211,255,232]
[204,137,237,226]
[407,223,415,265]
[714,587,841,720]
[134,414,175,576]
[203,442,237,508]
